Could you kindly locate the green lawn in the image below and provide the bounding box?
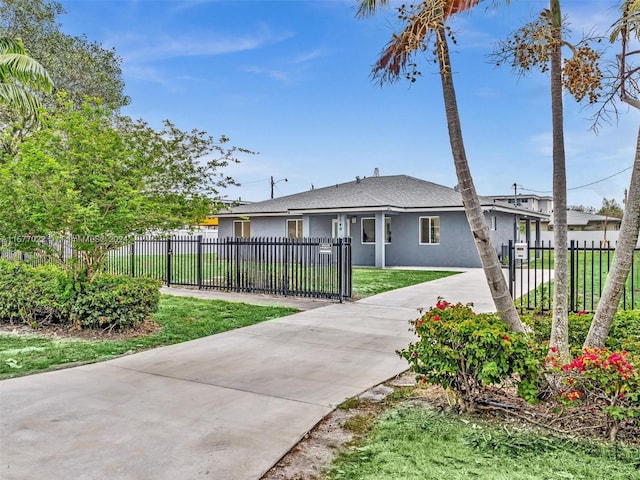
[517,249,640,312]
[0,295,297,379]
[0,267,455,378]
[327,405,640,480]
[352,268,459,298]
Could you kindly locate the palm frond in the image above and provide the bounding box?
[373,0,479,83]
[356,0,391,18]
[0,37,26,55]
[0,83,43,114]
[0,53,54,93]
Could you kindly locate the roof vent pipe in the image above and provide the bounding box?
[373,168,379,177]
[356,176,361,183]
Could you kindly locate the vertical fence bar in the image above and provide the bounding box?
[166,236,172,287]
[508,240,514,299]
[197,235,203,289]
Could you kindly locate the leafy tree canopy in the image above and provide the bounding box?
[598,197,623,218]
[0,0,128,108]
[0,95,254,278]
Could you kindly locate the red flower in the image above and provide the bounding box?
[503,335,510,342]
[577,310,588,316]
[433,315,440,322]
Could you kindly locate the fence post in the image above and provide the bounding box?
[569,240,575,312]
[508,240,514,299]
[337,238,343,302]
[130,241,135,277]
[283,238,290,297]
[197,234,203,289]
[166,236,172,288]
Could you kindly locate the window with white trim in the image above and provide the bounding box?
[287,219,303,238]
[233,220,250,237]
[490,216,497,231]
[419,216,440,244]
[361,217,391,244]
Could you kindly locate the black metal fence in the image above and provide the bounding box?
[505,240,640,313]
[104,236,352,301]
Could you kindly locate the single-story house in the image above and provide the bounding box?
[217,175,549,268]
[542,210,622,232]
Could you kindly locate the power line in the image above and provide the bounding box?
[518,165,633,194]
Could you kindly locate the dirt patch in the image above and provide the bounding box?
[0,317,162,341]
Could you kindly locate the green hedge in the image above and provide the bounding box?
[71,274,161,330]
[0,260,71,325]
[0,259,161,330]
[523,310,640,355]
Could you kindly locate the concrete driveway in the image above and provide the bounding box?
[0,268,540,480]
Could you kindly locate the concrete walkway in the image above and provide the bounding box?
[0,269,533,480]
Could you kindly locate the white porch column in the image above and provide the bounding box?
[335,213,347,238]
[375,211,386,268]
[302,214,311,237]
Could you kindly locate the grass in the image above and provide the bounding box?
[352,268,459,298]
[0,295,297,379]
[0,267,454,379]
[326,405,640,480]
[516,249,640,312]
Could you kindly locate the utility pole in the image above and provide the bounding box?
[270,176,288,199]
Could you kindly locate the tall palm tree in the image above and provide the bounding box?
[547,0,570,361]
[0,37,53,118]
[358,0,525,332]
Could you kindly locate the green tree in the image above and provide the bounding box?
[0,0,127,155]
[0,37,53,117]
[0,95,254,281]
[598,197,623,219]
[357,0,525,332]
[0,0,127,108]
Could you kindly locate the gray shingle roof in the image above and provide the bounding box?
[221,175,544,216]
[548,210,623,227]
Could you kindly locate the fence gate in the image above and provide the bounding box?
[105,236,352,302]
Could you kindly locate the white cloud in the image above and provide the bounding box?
[105,24,293,63]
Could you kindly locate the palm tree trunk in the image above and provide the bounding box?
[584,126,640,347]
[435,24,525,332]
[548,0,570,361]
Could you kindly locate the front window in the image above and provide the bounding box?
[233,220,250,237]
[361,217,391,244]
[420,216,440,244]
[287,219,303,238]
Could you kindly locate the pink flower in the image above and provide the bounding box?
[577,310,588,316]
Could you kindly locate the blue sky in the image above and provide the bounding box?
[59,0,637,208]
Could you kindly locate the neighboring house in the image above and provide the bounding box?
[217,175,548,268]
[487,193,554,215]
[542,210,622,232]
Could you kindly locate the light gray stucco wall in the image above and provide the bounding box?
[384,212,482,268]
[219,211,520,268]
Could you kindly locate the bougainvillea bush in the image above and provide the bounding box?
[398,299,543,412]
[548,348,640,441]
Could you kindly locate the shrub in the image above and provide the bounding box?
[523,310,640,356]
[398,299,543,411]
[70,274,161,330]
[549,348,640,441]
[0,259,72,326]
